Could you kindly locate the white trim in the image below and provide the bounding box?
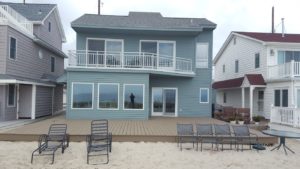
[71,82,94,110]
[123,84,145,111]
[8,36,17,60]
[0,79,56,87]
[7,84,16,107]
[151,87,163,116]
[151,87,178,117]
[31,85,36,119]
[97,83,120,110]
[199,88,209,104]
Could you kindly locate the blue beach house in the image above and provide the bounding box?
[66,12,216,119]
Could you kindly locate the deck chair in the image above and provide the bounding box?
[214,124,234,151]
[86,120,112,164]
[31,124,69,164]
[196,124,216,151]
[232,125,258,151]
[177,123,196,151]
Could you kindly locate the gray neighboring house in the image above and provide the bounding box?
[66,12,216,119]
[0,2,66,121]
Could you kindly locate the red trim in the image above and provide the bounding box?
[235,32,300,43]
[212,74,265,89]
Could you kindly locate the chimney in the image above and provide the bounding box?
[271,6,274,33]
[98,0,101,15]
[281,18,285,37]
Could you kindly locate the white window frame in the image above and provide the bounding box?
[151,87,178,117]
[9,36,17,60]
[255,52,260,68]
[199,88,209,103]
[71,82,94,110]
[86,38,124,53]
[123,84,145,111]
[7,84,16,107]
[51,56,55,72]
[97,83,120,110]
[195,43,209,68]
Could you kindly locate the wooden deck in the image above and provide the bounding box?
[0,115,277,144]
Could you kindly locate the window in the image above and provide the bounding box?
[7,84,16,107]
[48,22,51,32]
[196,43,208,68]
[233,37,237,45]
[51,57,55,72]
[274,89,288,107]
[199,88,209,103]
[277,50,300,64]
[72,83,93,109]
[223,92,227,103]
[235,60,239,73]
[255,53,260,68]
[98,83,119,109]
[222,64,225,73]
[124,84,144,110]
[9,37,17,60]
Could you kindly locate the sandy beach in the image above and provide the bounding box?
[0,140,300,169]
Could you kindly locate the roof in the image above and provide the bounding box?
[0,2,56,21]
[71,12,216,32]
[212,74,265,89]
[235,32,300,43]
[33,37,67,58]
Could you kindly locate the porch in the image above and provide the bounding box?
[268,61,300,80]
[0,114,277,144]
[270,106,300,128]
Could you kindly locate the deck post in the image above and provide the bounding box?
[31,84,36,120]
[241,87,245,108]
[249,86,254,121]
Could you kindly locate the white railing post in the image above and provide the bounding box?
[104,51,107,67]
[291,60,295,78]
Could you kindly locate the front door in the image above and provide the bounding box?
[152,88,177,116]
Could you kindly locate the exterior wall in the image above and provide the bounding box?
[33,11,62,50]
[35,86,53,118]
[5,26,64,80]
[0,85,5,121]
[67,71,150,119]
[214,35,267,81]
[0,26,7,74]
[53,84,64,114]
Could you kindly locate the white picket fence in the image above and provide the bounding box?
[270,106,300,128]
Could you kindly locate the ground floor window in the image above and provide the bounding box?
[274,89,288,107]
[98,83,119,109]
[124,84,144,110]
[7,84,16,107]
[72,83,93,109]
[199,88,209,103]
[223,92,227,103]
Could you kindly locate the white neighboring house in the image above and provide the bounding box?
[213,31,300,130]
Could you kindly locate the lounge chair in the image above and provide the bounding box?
[214,124,234,151]
[196,124,216,151]
[232,125,258,151]
[86,120,112,164]
[176,123,196,151]
[31,124,69,164]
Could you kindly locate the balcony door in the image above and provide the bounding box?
[152,87,177,117]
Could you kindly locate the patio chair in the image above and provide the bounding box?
[31,124,69,164]
[214,124,234,151]
[176,123,196,151]
[86,120,112,164]
[196,124,216,151]
[232,125,258,151]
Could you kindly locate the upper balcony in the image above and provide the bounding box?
[68,50,194,76]
[268,61,300,80]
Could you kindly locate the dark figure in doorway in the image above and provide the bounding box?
[130,93,135,107]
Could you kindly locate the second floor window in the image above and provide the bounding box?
[196,43,208,68]
[48,22,51,32]
[278,50,300,64]
[255,53,260,68]
[235,60,239,73]
[9,37,17,60]
[222,64,225,73]
[51,57,55,72]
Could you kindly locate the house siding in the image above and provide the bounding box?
[0,26,7,74]
[35,86,53,118]
[33,11,63,50]
[66,71,150,120]
[0,86,5,121]
[53,84,63,114]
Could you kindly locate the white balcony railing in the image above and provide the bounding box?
[0,5,33,34]
[270,106,300,128]
[68,50,193,74]
[268,60,300,79]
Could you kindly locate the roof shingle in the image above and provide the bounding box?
[235,31,300,43]
[212,74,265,89]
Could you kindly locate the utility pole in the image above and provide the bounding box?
[98,0,104,15]
[271,6,274,33]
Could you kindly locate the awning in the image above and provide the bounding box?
[212,74,266,89]
[56,72,67,84]
[0,74,56,87]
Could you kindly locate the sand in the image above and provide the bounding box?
[0,140,300,169]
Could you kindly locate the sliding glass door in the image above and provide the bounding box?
[152,88,177,116]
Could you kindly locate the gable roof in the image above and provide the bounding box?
[0,2,56,21]
[212,74,265,89]
[71,12,216,32]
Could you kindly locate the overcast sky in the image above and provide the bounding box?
[3,0,300,57]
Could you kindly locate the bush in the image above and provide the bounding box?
[253,115,265,122]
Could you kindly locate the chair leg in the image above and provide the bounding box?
[51,151,55,164]
[31,152,34,164]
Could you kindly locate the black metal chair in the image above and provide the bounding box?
[86,120,112,164]
[214,124,234,151]
[232,125,258,151]
[31,124,69,164]
[176,123,196,151]
[196,124,216,151]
